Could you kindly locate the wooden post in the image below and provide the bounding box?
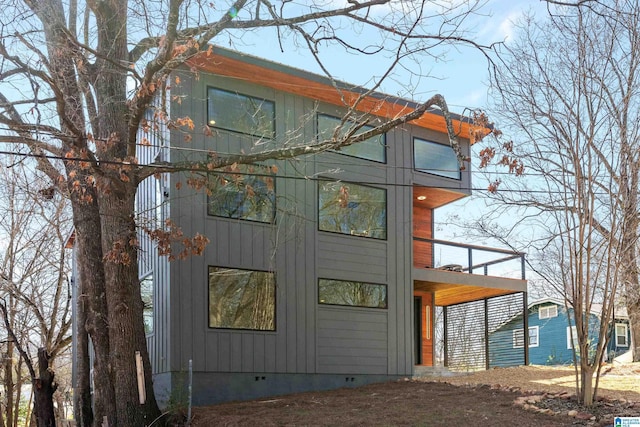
[135,351,146,404]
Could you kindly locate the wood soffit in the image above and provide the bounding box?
[188,49,487,140]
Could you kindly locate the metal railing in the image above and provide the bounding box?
[413,237,526,281]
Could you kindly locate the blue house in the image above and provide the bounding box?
[489,298,630,366]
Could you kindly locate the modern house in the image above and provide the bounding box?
[107,46,529,406]
[489,298,631,366]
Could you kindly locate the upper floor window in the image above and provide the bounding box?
[140,275,154,334]
[539,305,558,319]
[207,87,275,139]
[208,266,276,331]
[318,279,387,309]
[318,181,387,240]
[414,138,460,179]
[317,114,386,163]
[207,163,276,223]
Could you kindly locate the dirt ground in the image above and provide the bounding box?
[189,364,640,426]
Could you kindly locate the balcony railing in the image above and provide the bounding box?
[413,237,526,281]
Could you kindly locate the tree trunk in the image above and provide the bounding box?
[68,191,117,427]
[73,284,93,427]
[33,349,56,427]
[3,342,13,427]
[99,181,161,426]
[629,299,640,362]
[580,364,595,406]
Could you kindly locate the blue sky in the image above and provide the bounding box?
[230,0,547,112]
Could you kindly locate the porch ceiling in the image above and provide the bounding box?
[413,268,527,306]
[413,186,466,209]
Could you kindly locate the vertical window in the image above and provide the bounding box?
[318,181,387,239]
[512,326,538,348]
[539,305,558,319]
[318,279,387,308]
[615,323,629,347]
[207,163,276,223]
[567,325,578,349]
[317,114,386,163]
[140,275,154,334]
[207,87,275,138]
[413,138,460,179]
[208,267,276,331]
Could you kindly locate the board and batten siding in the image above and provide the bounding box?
[317,307,388,374]
[157,65,469,379]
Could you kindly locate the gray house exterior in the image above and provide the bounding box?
[116,47,529,406]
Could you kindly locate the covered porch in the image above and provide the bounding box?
[412,238,529,371]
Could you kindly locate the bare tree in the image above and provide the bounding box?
[481,0,640,404]
[0,1,501,425]
[0,157,72,426]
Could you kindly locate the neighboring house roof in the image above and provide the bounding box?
[529,298,628,320]
[490,297,628,334]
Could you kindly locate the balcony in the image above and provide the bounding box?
[413,237,527,307]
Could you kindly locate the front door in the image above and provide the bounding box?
[414,291,434,366]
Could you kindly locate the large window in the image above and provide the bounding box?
[414,138,460,179]
[539,305,558,319]
[207,163,276,223]
[318,279,387,309]
[207,87,275,138]
[317,114,386,163]
[615,323,629,347]
[140,275,154,334]
[318,181,387,239]
[208,267,275,331]
[512,326,539,348]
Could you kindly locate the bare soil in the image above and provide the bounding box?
[189,364,640,426]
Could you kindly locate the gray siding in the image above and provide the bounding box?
[317,307,388,374]
[153,65,471,381]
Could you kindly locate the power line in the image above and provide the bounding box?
[0,148,611,195]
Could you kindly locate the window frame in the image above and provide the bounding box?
[206,163,276,224]
[512,326,539,349]
[207,266,276,332]
[615,323,629,347]
[318,278,388,309]
[538,305,558,319]
[140,274,154,335]
[413,137,461,180]
[206,86,276,139]
[567,325,578,349]
[316,113,387,163]
[317,180,388,240]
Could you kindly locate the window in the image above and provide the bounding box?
[318,181,387,239]
[207,163,276,223]
[512,326,539,348]
[208,267,275,331]
[317,114,386,163]
[567,325,578,349]
[539,305,558,319]
[414,138,460,179]
[615,323,629,347]
[140,275,154,334]
[318,279,387,309]
[207,87,275,138]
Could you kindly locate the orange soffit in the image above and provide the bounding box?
[187,49,489,142]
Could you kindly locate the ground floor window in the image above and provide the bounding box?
[615,323,629,347]
[512,326,538,348]
[140,275,154,334]
[318,279,387,309]
[208,267,276,331]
